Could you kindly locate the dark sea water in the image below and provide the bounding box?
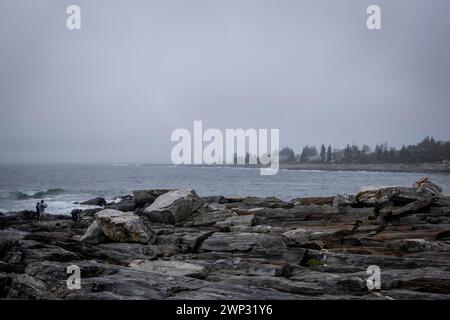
[1,163,449,215]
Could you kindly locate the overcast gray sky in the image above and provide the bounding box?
[0,0,449,163]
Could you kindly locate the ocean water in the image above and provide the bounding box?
[0,163,449,215]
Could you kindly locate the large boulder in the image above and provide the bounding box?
[81,197,107,206]
[412,177,442,196]
[107,199,136,212]
[80,220,108,244]
[133,189,172,208]
[143,189,202,224]
[94,209,150,243]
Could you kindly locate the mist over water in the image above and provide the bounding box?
[1,164,449,214]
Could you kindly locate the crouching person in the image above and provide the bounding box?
[71,209,82,222]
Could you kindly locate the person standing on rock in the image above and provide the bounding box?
[38,200,47,221]
[35,202,40,220]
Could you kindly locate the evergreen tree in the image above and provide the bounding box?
[320,144,326,162]
[279,147,296,163]
[326,145,332,162]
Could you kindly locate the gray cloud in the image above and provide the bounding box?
[1,0,449,162]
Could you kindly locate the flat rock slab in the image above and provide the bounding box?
[0,228,29,242]
[129,260,205,278]
[200,232,284,252]
[189,209,233,227]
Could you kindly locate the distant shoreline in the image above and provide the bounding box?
[281,162,450,173]
[1,162,450,174]
[184,162,450,174]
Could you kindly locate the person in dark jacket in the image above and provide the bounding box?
[71,209,82,222]
[38,200,47,221]
[35,202,40,220]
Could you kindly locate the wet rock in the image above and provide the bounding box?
[143,189,202,224]
[0,261,25,273]
[197,256,290,277]
[388,239,450,253]
[380,199,432,217]
[253,225,273,233]
[436,196,450,206]
[189,208,233,227]
[107,199,136,212]
[356,186,400,207]
[201,196,227,204]
[412,177,442,196]
[333,194,356,207]
[356,178,443,215]
[95,209,150,243]
[0,228,29,242]
[95,243,164,262]
[129,260,206,278]
[133,189,172,208]
[81,197,107,206]
[214,214,255,229]
[282,228,331,247]
[226,275,324,295]
[291,196,334,206]
[200,232,284,252]
[253,205,339,227]
[80,208,103,217]
[152,228,213,254]
[80,221,108,244]
[224,195,244,203]
[21,242,81,263]
[6,273,56,299]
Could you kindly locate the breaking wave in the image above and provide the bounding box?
[10,188,65,200]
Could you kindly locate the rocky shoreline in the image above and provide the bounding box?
[1,178,450,300]
[282,162,450,173]
[187,161,450,173]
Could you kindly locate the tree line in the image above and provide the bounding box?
[279,136,450,164]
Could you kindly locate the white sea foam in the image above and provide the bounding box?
[44,200,101,215]
[110,197,123,204]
